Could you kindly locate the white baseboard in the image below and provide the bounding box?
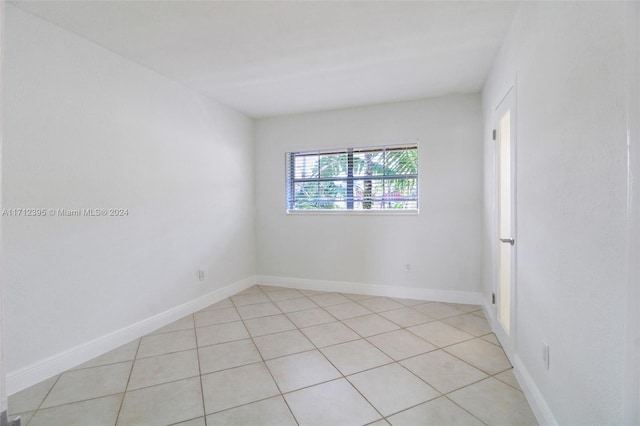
[481,296,557,426]
[256,275,482,305]
[7,276,256,395]
[513,355,558,426]
[481,295,495,325]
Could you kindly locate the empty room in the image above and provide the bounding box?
[0,1,638,425]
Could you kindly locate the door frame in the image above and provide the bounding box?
[0,1,8,424]
[493,84,517,362]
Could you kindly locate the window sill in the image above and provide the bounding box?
[286,209,419,216]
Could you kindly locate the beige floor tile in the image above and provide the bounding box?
[494,369,521,390]
[201,363,279,414]
[128,349,200,390]
[235,286,263,295]
[324,302,373,320]
[367,419,391,426]
[9,374,59,414]
[41,362,131,408]
[301,321,360,347]
[442,313,492,337]
[194,308,240,327]
[284,379,380,426]
[172,418,205,426]
[407,321,474,348]
[195,321,249,347]
[412,302,465,319]
[150,316,194,335]
[367,329,437,361]
[390,297,425,307]
[320,339,393,375]
[343,314,400,337]
[308,292,351,307]
[287,308,336,328]
[266,350,341,393]
[244,314,296,337]
[448,378,537,426]
[357,297,405,313]
[15,286,537,426]
[206,396,297,426]
[259,285,286,292]
[379,307,433,327]
[266,289,305,301]
[445,338,512,375]
[118,377,204,426]
[275,297,318,313]
[473,310,486,319]
[342,293,376,301]
[400,350,487,394]
[198,339,262,374]
[29,394,122,426]
[387,396,484,426]
[447,303,482,313]
[199,298,233,311]
[231,292,270,306]
[72,340,140,370]
[138,329,196,358]
[481,333,501,346]
[253,329,315,360]
[298,289,327,296]
[236,302,282,319]
[348,363,440,417]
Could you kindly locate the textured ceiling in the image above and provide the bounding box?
[10,1,519,118]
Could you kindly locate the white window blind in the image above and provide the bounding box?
[286,143,418,211]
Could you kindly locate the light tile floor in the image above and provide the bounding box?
[8,285,538,426]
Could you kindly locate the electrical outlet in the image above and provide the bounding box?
[542,343,550,369]
[404,263,411,272]
[198,270,205,281]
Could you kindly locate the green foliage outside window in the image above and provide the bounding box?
[287,144,418,211]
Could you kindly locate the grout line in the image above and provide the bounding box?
[229,288,301,426]
[440,340,513,377]
[29,392,127,422]
[444,394,490,425]
[114,336,142,425]
[204,393,295,420]
[124,372,202,394]
[256,288,388,422]
[26,372,63,418]
[492,370,524,392]
[340,298,505,424]
[192,312,209,426]
[341,372,390,421]
[166,415,207,426]
[284,305,385,422]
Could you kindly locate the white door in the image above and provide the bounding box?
[495,87,516,360]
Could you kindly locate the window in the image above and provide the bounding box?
[286,143,418,212]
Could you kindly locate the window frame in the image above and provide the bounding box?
[285,142,420,214]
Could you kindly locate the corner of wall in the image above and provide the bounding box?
[256,275,482,305]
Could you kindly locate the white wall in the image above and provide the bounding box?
[255,96,483,300]
[2,5,255,390]
[482,2,635,424]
